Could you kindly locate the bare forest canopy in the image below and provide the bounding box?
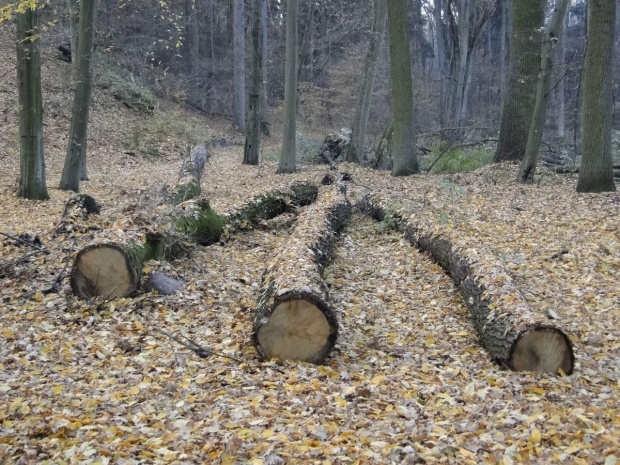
[1,0,620,463]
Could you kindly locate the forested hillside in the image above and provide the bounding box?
[1,0,620,463]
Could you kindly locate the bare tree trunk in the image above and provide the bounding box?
[16,3,49,201]
[233,0,246,133]
[494,0,544,162]
[555,12,567,140]
[261,0,268,121]
[68,0,79,75]
[452,0,470,125]
[277,0,298,174]
[518,0,570,184]
[387,0,419,176]
[244,0,263,165]
[347,0,387,164]
[185,0,199,105]
[59,0,96,192]
[499,0,508,111]
[434,0,446,128]
[297,2,315,82]
[577,0,616,192]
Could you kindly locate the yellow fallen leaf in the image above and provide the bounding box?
[530,429,542,444]
[261,429,275,439]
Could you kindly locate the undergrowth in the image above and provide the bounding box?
[96,68,157,114]
[425,145,494,174]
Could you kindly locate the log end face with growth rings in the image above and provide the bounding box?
[71,244,138,299]
[510,327,574,375]
[255,297,338,364]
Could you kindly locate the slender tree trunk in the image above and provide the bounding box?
[518,0,570,184]
[59,0,96,192]
[185,0,199,105]
[499,0,508,111]
[577,0,616,192]
[297,2,315,82]
[278,0,298,174]
[434,0,446,128]
[68,0,79,75]
[233,0,246,133]
[261,0,268,120]
[387,0,418,176]
[244,0,263,165]
[494,0,544,162]
[16,4,49,201]
[556,12,567,140]
[347,0,387,164]
[452,0,470,125]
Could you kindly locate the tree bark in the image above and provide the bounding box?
[16,3,49,201]
[278,0,298,174]
[71,182,318,299]
[244,0,263,166]
[67,0,79,75]
[253,184,351,364]
[386,0,419,176]
[555,13,567,140]
[233,0,246,133]
[494,0,544,162]
[452,0,471,125]
[185,0,200,107]
[260,0,268,125]
[518,0,570,184]
[434,0,446,128]
[577,0,617,193]
[347,0,387,164]
[362,194,574,375]
[59,0,96,192]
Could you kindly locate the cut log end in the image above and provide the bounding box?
[511,328,574,375]
[71,244,138,299]
[256,299,337,364]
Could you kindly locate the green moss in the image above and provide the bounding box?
[175,200,227,246]
[171,182,202,204]
[425,145,494,174]
[96,69,157,113]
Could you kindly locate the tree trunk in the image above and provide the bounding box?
[362,194,575,375]
[452,0,470,125]
[185,0,200,106]
[278,0,298,174]
[499,0,508,112]
[253,184,351,364]
[233,0,246,133]
[68,0,79,75]
[387,0,419,176]
[577,0,617,192]
[173,143,210,203]
[347,0,387,164]
[16,3,49,201]
[518,0,570,184]
[71,181,319,299]
[434,0,446,128]
[555,13,567,140]
[59,0,96,192]
[260,0,268,124]
[494,0,544,162]
[244,0,263,165]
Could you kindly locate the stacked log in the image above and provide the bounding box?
[253,184,352,364]
[71,181,319,299]
[362,194,574,375]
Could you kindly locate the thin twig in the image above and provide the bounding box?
[0,231,50,254]
[158,328,242,362]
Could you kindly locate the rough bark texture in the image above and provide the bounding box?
[67,0,79,75]
[260,0,268,119]
[347,0,387,164]
[494,0,544,162]
[518,0,570,184]
[253,184,352,364]
[386,0,419,176]
[244,0,263,166]
[233,0,246,133]
[16,5,49,201]
[362,194,575,375]
[278,0,298,174]
[71,182,318,299]
[173,143,210,203]
[577,0,617,193]
[60,0,96,192]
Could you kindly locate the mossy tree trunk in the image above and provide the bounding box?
[494,0,544,162]
[278,0,298,174]
[233,0,246,133]
[518,0,570,184]
[16,3,49,201]
[386,0,419,176]
[347,0,387,164]
[59,0,96,192]
[577,0,617,193]
[244,0,263,166]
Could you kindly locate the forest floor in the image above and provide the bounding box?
[1,28,620,465]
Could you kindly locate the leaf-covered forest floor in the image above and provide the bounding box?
[1,29,620,465]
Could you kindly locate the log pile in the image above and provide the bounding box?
[252,184,352,364]
[362,194,574,375]
[70,181,319,299]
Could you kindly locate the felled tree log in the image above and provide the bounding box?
[171,143,210,203]
[362,194,574,375]
[253,184,351,364]
[71,182,319,299]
